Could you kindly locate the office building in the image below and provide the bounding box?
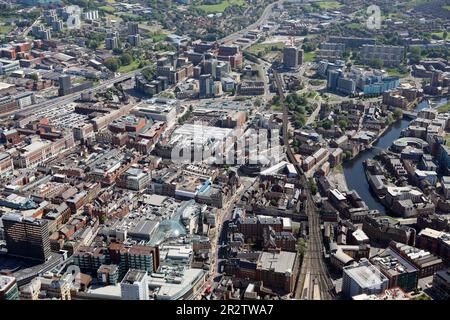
[327,69,342,91]
[0,276,19,300]
[121,269,149,300]
[389,241,444,278]
[342,258,389,298]
[2,213,51,262]
[416,228,450,264]
[199,74,214,98]
[432,269,450,300]
[371,248,419,292]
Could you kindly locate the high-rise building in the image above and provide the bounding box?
[52,20,63,32]
[2,213,51,262]
[128,34,141,47]
[40,29,52,41]
[105,37,118,50]
[0,276,19,300]
[127,22,139,35]
[283,46,301,69]
[199,74,214,98]
[298,48,304,65]
[58,75,71,96]
[327,69,341,91]
[120,269,149,300]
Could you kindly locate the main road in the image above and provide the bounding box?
[273,70,335,300]
[219,0,282,46]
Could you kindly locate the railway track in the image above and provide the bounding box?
[273,70,335,300]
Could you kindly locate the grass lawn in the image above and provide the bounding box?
[345,22,362,30]
[332,164,343,174]
[0,25,13,34]
[271,104,282,111]
[413,293,431,300]
[118,60,140,73]
[438,102,450,113]
[99,5,116,14]
[316,1,343,10]
[446,134,450,147]
[197,0,246,13]
[118,12,141,21]
[246,42,285,55]
[151,34,167,43]
[386,67,410,78]
[304,51,317,62]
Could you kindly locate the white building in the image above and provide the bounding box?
[120,269,149,300]
[342,258,389,298]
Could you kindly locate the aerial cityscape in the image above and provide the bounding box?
[0,0,450,303]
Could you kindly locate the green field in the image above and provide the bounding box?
[432,31,447,40]
[316,1,343,10]
[99,5,116,13]
[0,25,13,34]
[443,5,450,11]
[118,60,140,73]
[151,34,167,43]
[304,51,317,62]
[118,12,141,21]
[197,0,246,13]
[438,102,450,113]
[386,67,410,78]
[247,42,285,55]
[345,22,362,30]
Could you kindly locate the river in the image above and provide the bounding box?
[342,99,444,214]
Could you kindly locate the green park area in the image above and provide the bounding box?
[99,5,116,14]
[247,42,285,55]
[316,1,343,10]
[437,102,450,113]
[197,0,246,13]
[304,51,317,62]
[0,24,13,33]
[118,60,140,73]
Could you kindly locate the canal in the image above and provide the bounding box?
[342,99,433,214]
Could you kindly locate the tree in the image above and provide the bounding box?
[310,179,318,195]
[30,73,39,81]
[119,53,133,66]
[104,57,121,72]
[338,119,349,130]
[321,119,333,130]
[409,46,422,64]
[343,150,352,161]
[254,97,262,108]
[370,58,384,69]
[387,114,394,125]
[113,48,124,55]
[394,108,403,119]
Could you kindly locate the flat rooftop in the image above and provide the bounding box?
[258,251,296,274]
